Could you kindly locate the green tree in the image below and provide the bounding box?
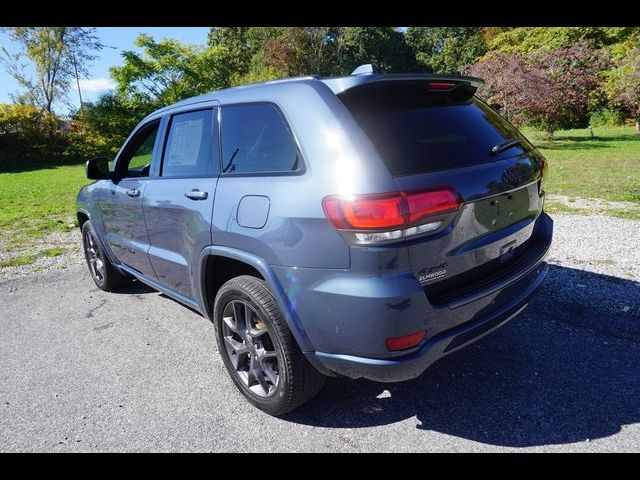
[605,37,640,132]
[210,27,415,82]
[488,27,636,54]
[110,33,231,107]
[78,92,156,157]
[208,27,281,77]
[259,27,317,77]
[225,27,341,83]
[405,27,486,73]
[335,27,416,74]
[1,27,101,112]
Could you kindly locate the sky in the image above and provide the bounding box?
[0,27,210,114]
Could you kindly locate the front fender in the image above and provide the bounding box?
[76,183,120,269]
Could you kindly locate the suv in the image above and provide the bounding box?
[77,68,553,415]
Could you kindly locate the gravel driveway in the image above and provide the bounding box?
[1,213,639,452]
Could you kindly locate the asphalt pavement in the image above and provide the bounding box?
[1,215,639,452]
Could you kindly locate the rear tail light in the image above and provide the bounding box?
[386,330,427,351]
[323,187,461,243]
[322,192,405,230]
[405,189,460,224]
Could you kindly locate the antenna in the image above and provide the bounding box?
[351,64,377,76]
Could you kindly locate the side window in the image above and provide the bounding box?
[161,109,216,178]
[221,103,300,174]
[119,120,160,178]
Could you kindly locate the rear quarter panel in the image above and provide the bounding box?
[211,81,399,269]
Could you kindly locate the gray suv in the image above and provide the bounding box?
[77,68,553,415]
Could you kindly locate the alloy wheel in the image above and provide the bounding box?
[221,300,280,398]
[84,231,105,283]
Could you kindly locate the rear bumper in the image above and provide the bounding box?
[270,211,552,381]
[308,261,547,382]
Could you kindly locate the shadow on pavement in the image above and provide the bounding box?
[111,279,156,295]
[112,279,204,316]
[286,265,640,447]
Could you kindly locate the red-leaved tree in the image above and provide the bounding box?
[467,41,607,135]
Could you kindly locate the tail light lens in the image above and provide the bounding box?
[323,187,461,233]
[322,193,405,230]
[405,189,460,224]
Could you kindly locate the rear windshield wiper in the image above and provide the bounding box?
[490,137,522,155]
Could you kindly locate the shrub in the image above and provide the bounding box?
[0,103,110,171]
[63,118,111,161]
[589,108,627,127]
[0,103,67,168]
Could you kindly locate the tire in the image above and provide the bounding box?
[213,275,325,416]
[81,221,129,292]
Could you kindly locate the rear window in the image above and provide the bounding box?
[220,103,300,174]
[339,82,533,176]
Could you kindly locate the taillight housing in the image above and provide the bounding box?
[322,192,405,230]
[323,187,461,244]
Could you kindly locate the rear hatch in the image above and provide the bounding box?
[338,79,548,306]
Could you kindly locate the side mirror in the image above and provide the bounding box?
[86,157,110,180]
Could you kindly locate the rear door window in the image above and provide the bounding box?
[339,82,534,176]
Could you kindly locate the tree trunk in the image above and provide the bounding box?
[636,107,640,133]
[546,125,554,139]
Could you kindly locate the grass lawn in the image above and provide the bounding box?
[521,126,640,219]
[0,125,638,267]
[522,125,640,203]
[0,164,89,255]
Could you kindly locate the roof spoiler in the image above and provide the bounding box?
[321,73,484,96]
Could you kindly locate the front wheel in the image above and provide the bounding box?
[81,221,129,291]
[213,275,325,416]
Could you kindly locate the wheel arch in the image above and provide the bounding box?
[197,246,314,353]
[77,208,123,272]
[76,209,90,228]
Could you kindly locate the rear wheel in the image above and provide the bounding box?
[81,221,129,291]
[213,275,325,416]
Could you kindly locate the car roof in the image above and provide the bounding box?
[145,70,484,120]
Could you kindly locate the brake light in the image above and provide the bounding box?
[386,330,427,351]
[427,82,456,91]
[323,188,461,231]
[323,192,405,230]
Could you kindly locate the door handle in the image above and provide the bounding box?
[185,189,208,200]
[126,189,140,198]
